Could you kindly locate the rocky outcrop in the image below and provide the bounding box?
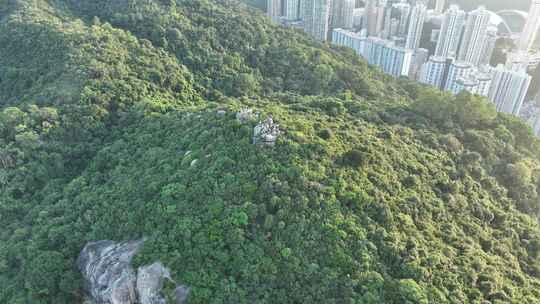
[78,240,141,304]
[173,286,190,304]
[236,108,257,123]
[136,262,171,304]
[78,240,189,304]
[253,116,281,146]
[235,108,281,146]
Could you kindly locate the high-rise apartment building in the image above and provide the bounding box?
[517,0,540,53]
[405,2,427,50]
[434,5,465,58]
[445,61,473,93]
[299,0,305,19]
[506,0,540,70]
[488,64,532,115]
[409,48,429,79]
[419,56,449,88]
[435,0,445,14]
[283,0,301,20]
[375,0,388,36]
[332,29,412,77]
[457,6,490,66]
[479,26,498,66]
[267,0,283,22]
[363,0,378,36]
[331,0,355,29]
[332,28,366,55]
[473,71,493,96]
[364,37,414,77]
[381,4,393,39]
[393,1,411,37]
[445,70,492,96]
[303,0,332,41]
[353,8,364,28]
[390,18,400,37]
[453,77,480,95]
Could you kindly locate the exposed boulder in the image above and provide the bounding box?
[236,108,257,123]
[78,240,189,304]
[173,286,190,304]
[78,240,142,304]
[253,116,281,146]
[136,262,170,304]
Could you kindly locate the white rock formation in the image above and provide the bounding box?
[236,108,256,123]
[253,116,281,146]
[78,240,142,304]
[137,263,171,304]
[78,240,189,304]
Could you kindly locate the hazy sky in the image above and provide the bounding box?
[450,0,530,11]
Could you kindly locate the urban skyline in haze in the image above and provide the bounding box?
[264,0,540,134]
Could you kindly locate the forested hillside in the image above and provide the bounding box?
[1,0,540,303]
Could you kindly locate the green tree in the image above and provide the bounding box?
[412,88,454,124]
[453,91,497,128]
[397,279,428,304]
[26,251,68,297]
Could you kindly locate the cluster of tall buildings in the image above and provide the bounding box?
[332,29,414,77]
[268,0,435,80]
[418,3,539,116]
[266,0,354,40]
[267,0,540,123]
[357,0,428,51]
[418,6,499,97]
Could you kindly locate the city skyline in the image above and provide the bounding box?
[265,0,540,132]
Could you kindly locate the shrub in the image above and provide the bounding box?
[317,129,332,140]
[440,134,463,153]
[343,149,364,167]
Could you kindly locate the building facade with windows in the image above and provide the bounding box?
[488,64,532,115]
[419,56,449,88]
[331,0,355,29]
[445,61,473,93]
[332,29,412,77]
[405,2,427,50]
[267,0,282,22]
[332,28,367,55]
[283,0,301,20]
[434,5,466,58]
[457,6,490,66]
[364,37,413,77]
[303,0,332,41]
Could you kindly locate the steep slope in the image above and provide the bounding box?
[1,1,540,304]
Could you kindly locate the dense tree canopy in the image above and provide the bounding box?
[1,0,540,303]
